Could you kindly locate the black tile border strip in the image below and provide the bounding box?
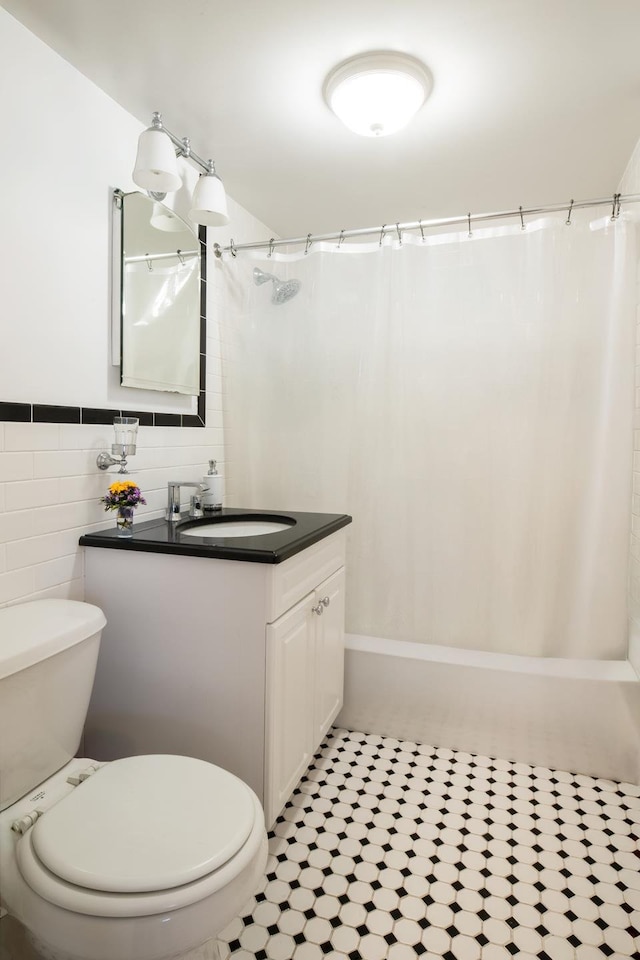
[82,407,120,425]
[0,401,207,429]
[34,404,81,423]
[0,402,31,422]
[0,228,209,429]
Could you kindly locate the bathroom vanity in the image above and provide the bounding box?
[80,510,351,826]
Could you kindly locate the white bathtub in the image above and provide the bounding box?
[336,634,640,784]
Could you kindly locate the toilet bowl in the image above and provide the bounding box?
[0,600,268,960]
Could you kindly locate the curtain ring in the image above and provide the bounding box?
[419,219,425,242]
[519,206,526,230]
[146,255,153,272]
[268,238,275,258]
[565,200,574,226]
[467,213,473,238]
[229,238,237,258]
[304,233,312,255]
[396,223,402,246]
[379,224,387,247]
[337,229,345,248]
[177,249,185,265]
[610,194,622,222]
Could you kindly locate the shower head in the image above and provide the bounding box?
[253,267,301,305]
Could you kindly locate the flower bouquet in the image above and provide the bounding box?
[100,481,146,538]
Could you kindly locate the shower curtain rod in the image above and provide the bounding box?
[124,249,199,264]
[213,192,640,257]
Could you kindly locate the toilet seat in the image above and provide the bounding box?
[16,755,265,918]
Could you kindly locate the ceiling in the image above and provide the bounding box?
[4,0,640,240]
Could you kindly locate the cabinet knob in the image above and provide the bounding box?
[320,596,330,607]
[311,603,324,616]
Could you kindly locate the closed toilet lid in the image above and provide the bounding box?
[31,755,256,893]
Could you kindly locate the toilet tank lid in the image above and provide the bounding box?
[0,600,106,679]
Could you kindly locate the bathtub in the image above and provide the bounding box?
[336,634,640,784]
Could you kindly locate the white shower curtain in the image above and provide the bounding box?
[219,213,636,659]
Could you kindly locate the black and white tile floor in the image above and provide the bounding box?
[219,728,640,960]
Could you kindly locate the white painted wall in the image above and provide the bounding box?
[0,8,273,607]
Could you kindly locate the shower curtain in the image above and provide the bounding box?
[219,212,636,660]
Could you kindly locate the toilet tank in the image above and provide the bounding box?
[0,599,106,811]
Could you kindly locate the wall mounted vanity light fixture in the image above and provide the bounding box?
[324,52,432,137]
[133,112,230,226]
[96,417,139,473]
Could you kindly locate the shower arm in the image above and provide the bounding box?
[213,192,640,257]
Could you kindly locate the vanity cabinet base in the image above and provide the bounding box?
[83,530,346,826]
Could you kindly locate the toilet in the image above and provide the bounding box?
[0,599,268,960]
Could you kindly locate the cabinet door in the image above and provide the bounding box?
[265,592,314,827]
[313,566,346,746]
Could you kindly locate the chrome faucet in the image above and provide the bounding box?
[165,481,209,522]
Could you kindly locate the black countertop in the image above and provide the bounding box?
[79,508,352,564]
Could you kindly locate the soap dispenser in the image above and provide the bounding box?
[202,459,224,512]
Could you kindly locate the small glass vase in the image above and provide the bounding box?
[116,506,134,538]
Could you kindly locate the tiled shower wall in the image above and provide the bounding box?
[0,10,273,609]
[619,136,640,673]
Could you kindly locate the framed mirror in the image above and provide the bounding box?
[112,190,203,397]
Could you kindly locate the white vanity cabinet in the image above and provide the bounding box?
[265,565,345,822]
[83,528,346,827]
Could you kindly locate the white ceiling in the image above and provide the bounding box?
[4,0,640,240]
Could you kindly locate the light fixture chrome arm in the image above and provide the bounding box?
[149,112,217,178]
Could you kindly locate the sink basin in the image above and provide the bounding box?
[180,519,293,539]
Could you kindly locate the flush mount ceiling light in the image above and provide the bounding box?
[324,52,432,137]
[133,112,229,227]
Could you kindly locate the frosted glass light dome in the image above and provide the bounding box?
[324,52,432,137]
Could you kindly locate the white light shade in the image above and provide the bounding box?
[150,202,187,232]
[189,173,230,226]
[324,52,432,137]
[133,127,182,193]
